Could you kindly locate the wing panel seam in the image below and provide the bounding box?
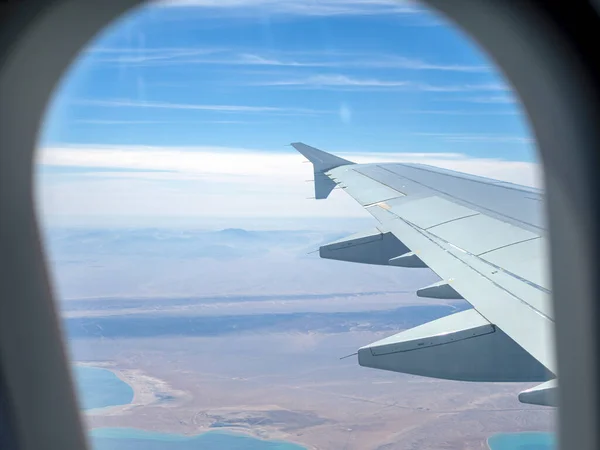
[363,197,403,208]
[401,217,552,322]
[375,165,544,231]
[476,236,541,257]
[392,163,542,196]
[424,212,481,230]
[370,325,496,356]
[342,167,407,196]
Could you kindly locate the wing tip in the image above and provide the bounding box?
[290,142,354,200]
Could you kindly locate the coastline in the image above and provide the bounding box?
[75,361,314,449]
[75,361,187,416]
[90,427,307,449]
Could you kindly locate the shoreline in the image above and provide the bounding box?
[75,362,315,450]
[89,427,308,449]
[89,425,312,450]
[76,361,187,416]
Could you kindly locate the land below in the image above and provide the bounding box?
[50,227,555,450]
[71,315,554,450]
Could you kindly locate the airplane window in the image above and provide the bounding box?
[34,0,556,449]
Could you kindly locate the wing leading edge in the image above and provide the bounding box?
[291,142,556,407]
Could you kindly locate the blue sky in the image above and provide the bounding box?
[35,0,540,228]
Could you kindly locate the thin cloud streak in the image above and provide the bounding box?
[75,119,257,125]
[87,49,490,74]
[262,74,410,88]
[73,99,332,115]
[416,82,506,92]
[255,74,508,92]
[86,47,220,53]
[75,120,175,125]
[414,132,534,144]
[460,95,517,104]
[397,110,517,116]
[377,57,488,72]
[152,0,426,17]
[85,48,222,64]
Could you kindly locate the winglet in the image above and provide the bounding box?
[291,142,354,199]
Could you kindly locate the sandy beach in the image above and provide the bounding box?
[76,362,187,416]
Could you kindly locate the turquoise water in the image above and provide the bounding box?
[488,432,556,450]
[73,366,134,410]
[75,366,306,449]
[89,428,306,450]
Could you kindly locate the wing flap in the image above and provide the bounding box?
[319,227,409,266]
[417,280,463,299]
[388,252,427,268]
[358,309,552,382]
[518,379,558,407]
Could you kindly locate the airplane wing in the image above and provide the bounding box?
[292,142,557,407]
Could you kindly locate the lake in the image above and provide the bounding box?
[73,365,134,410]
[488,432,556,450]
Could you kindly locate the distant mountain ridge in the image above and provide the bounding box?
[42,227,345,261]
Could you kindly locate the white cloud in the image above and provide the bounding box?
[36,145,541,183]
[73,99,330,115]
[35,144,542,227]
[37,145,304,179]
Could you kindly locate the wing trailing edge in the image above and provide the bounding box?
[358,309,553,383]
[319,227,410,266]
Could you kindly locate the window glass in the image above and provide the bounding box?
[35,1,555,449]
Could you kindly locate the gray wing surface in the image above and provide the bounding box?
[292,142,556,407]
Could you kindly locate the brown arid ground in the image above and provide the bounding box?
[73,331,555,450]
